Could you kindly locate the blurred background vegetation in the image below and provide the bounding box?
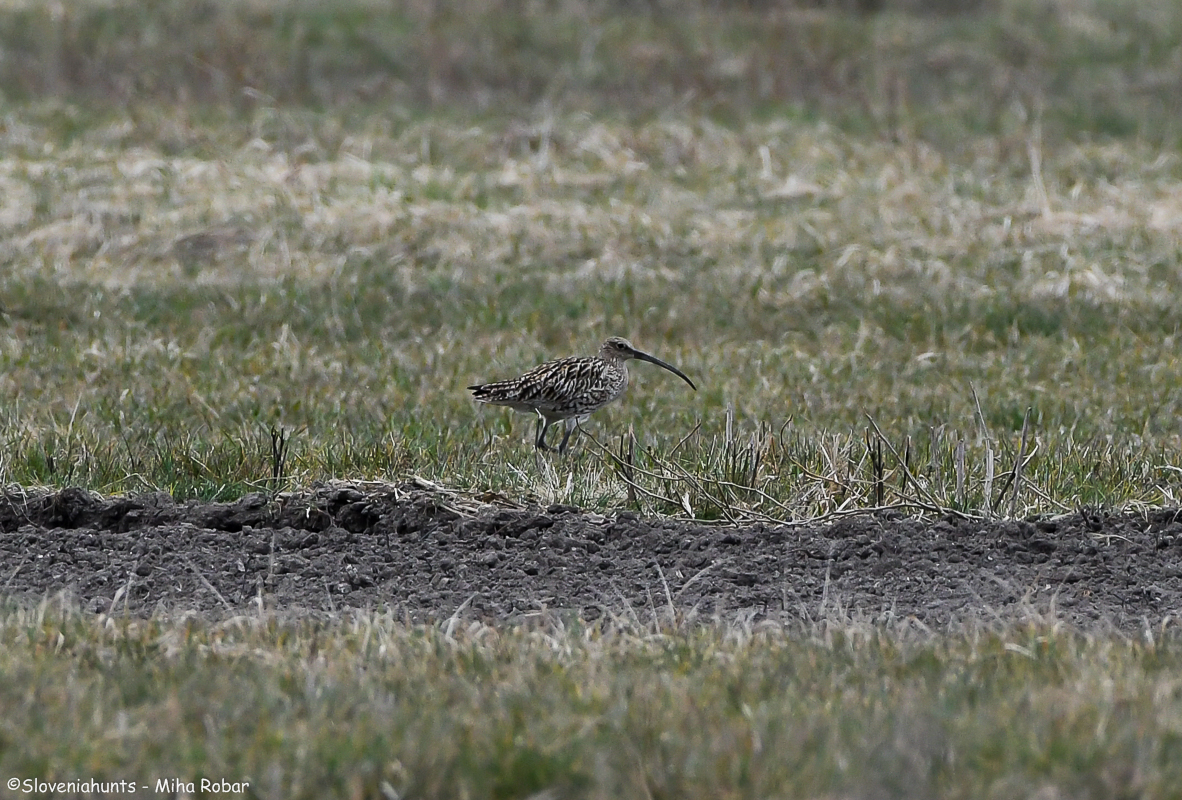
[1,0,1180,147]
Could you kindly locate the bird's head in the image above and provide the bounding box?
[599,336,638,360]
[598,337,696,390]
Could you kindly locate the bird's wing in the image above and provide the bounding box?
[513,357,617,408]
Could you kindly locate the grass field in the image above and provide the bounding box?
[3,76,1182,518]
[3,0,1182,796]
[1,0,1181,519]
[3,604,1182,799]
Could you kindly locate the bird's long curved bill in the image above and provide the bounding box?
[633,350,697,390]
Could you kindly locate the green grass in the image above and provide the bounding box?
[1,604,1181,799]
[2,101,1181,516]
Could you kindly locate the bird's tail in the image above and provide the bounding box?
[468,381,518,403]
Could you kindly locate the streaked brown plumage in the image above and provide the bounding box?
[468,337,696,454]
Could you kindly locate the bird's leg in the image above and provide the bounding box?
[556,417,579,455]
[534,414,556,452]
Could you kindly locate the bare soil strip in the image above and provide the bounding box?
[2,484,1180,631]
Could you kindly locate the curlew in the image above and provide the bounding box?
[468,337,697,454]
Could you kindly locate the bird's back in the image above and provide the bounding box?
[469,356,627,418]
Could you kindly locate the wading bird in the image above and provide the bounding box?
[468,337,696,454]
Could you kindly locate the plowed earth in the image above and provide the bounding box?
[2,483,1182,632]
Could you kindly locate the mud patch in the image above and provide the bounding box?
[2,483,1181,631]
